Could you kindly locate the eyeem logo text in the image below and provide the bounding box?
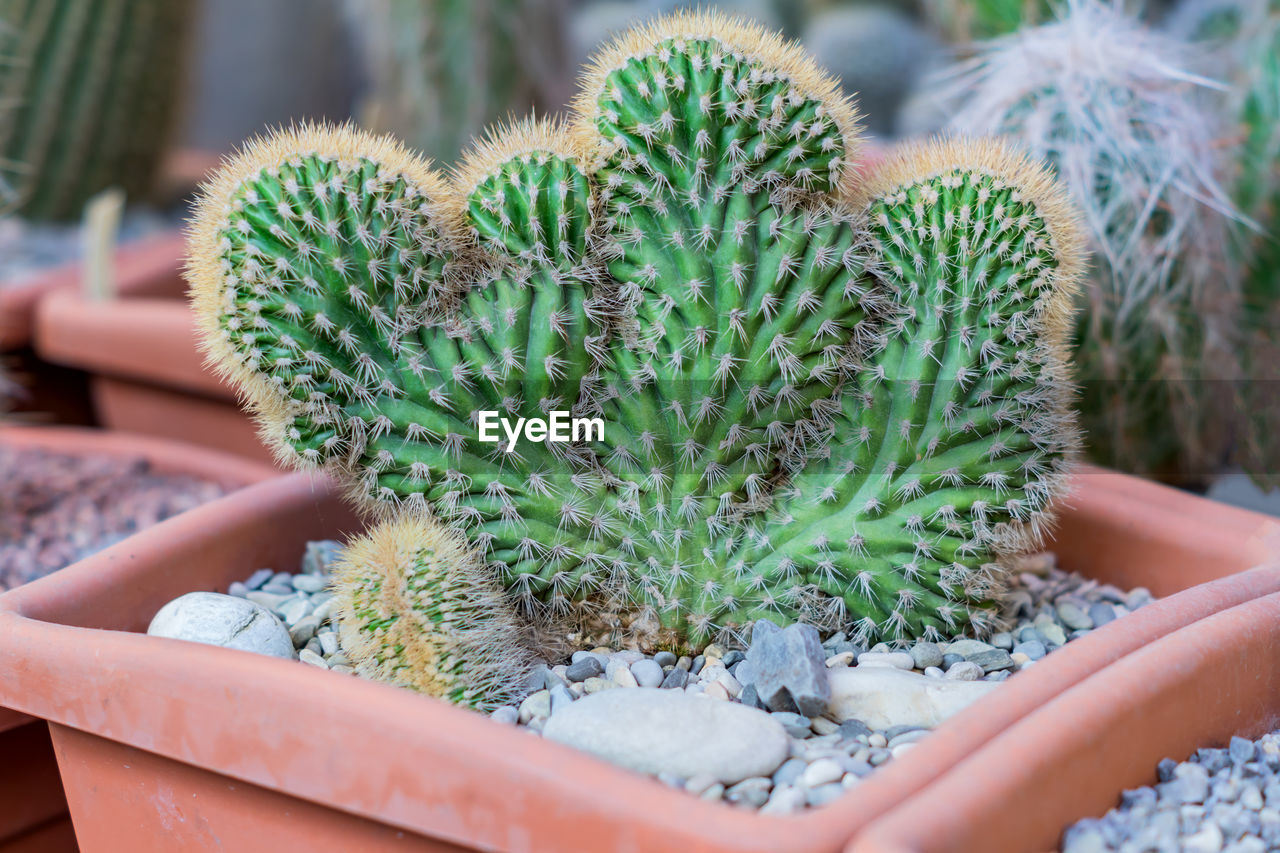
[477,411,605,451]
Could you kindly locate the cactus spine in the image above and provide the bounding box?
[190,13,1083,662]
[0,0,193,222]
[333,515,538,710]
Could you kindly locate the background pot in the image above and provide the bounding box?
[0,426,274,853]
[0,467,1277,852]
[848,591,1280,853]
[32,234,276,466]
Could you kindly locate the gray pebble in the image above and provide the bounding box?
[761,784,805,815]
[909,642,944,669]
[288,614,321,647]
[550,684,575,714]
[806,783,846,807]
[317,631,339,657]
[661,668,689,690]
[1089,602,1117,627]
[1056,598,1094,631]
[245,568,275,590]
[772,758,807,787]
[989,632,1014,650]
[631,659,664,688]
[725,777,772,808]
[1012,640,1047,661]
[298,649,327,669]
[653,651,677,668]
[966,648,1015,672]
[941,653,965,669]
[227,581,249,598]
[722,650,745,668]
[490,706,518,725]
[566,657,604,682]
[838,719,872,740]
[771,712,813,739]
[691,655,706,675]
[944,661,984,681]
[292,574,328,594]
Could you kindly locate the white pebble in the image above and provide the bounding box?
[801,758,844,788]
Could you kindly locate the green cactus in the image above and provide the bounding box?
[0,0,193,222]
[924,0,1054,41]
[190,12,1083,652]
[344,0,570,167]
[332,514,538,711]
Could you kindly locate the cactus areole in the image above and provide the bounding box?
[189,13,1084,660]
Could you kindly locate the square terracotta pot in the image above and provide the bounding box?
[30,231,277,466]
[0,426,275,853]
[0,466,1277,852]
[848,591,1280,853]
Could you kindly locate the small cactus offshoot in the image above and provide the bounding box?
[190,12,1084,659]
[332,515,538,711]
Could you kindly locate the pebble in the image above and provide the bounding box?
[519,690,551,724]
[612,666,638,688]
[857,651,915,670]
[772,712,813,739]
[746,621,831,716]
[802,758,844,787]
[148,592,294,659]
[566,657,604,682]
[490,706,518,725]
[653,651,677,668]
[944,661,985,681]
[542,689,789,784]
[909,642,944,669]
[827,667,998,730]
[1064,729,1280,851]
[1013,640,1047,661]
[661,668,689,689]
[298,649,328,669]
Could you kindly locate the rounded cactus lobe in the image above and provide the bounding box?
[207,150,451,466]
[734,147,1082,645]
[333,515,538,711]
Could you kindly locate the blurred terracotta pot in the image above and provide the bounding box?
[0,426,274,853]
[32,232,277,466]
[849,591,1280,853]
[0,466,1277,852]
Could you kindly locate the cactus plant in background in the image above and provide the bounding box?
[333,515,539,711]
[188,13,1083,678]
[0,0,195,222]
[343,0,572,167]
[923,0,1243,479]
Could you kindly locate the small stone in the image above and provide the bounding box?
[1010,652,1031,667]
[888,729,931,749]
[631,659,665,688]
[676,656,693,671]
[945,639,995,658]
[245,591,287,610]
[542,688,789,784]
[490,706,518,725]
[1088,602,1117,627]
[298,649,328,669]
[802,758,844,788]
[1181,823,1223,853]
[944,661,984,681]
[317,630,339,657]
[327,653,350,667]
[717,672,742,698]
[811,717,841,736]
[292,574,328,594]
[738,683,761,708]
[566,657,604,682]
[612,666,638,688]
[1040,623,1068,647]
[542,666,569,691]
[826,651,855,668]
[704,681,730,701]
[518,690,551,723]
[691,655,706,675]
[550,684,575,714]
[966,648,1015,672]
[856,652,914,670]
[909,642,944,669]
[838,719,872,740]
[722,650,745,668]
[1013,640,1047,661]
[227,581,249,598]
[1231,736,1257,764]
[654,651,677,668]
[1056,598,1094,631]
[700,783,725,801]
[703,643,727,661]
[989,632,1014,650]
[827,667,997,729]
[941,653,965,670]
[805,782,845,807]
[583,677,615,694]
[923,666,945,678]
[288,614,321,647]
[771,711,813,738]
[773,758,807,787]
[661,668,689,689]
[748,622,831,716]
[725,777,772,808]
[245,567,275,590]
[281,597,311,627]
[761,784,805,815]
[148,592,294,659]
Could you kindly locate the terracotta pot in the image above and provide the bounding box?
[0,426,275,853]
[32,233,276,465]
[0,466,1277,852]
[848,591,1280,853]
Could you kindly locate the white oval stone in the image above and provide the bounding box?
[827,666,999,730]
[543,687,788,784]
[147,592,294,658]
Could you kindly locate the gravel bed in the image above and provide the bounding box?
[0,446,224,590]
[234,542,1156,814]
[1062,731,1280,852]
[0,210,171,285]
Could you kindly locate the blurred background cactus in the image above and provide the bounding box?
[918,0,1246,480]
[0,0,195,222]
[344,0,573,165]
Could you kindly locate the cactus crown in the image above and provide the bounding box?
[190,12,1083,651]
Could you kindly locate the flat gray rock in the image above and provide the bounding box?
[827,666,998,730]
[543,688,789,784]
[147,592,294,659]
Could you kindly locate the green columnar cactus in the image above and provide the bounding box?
[333,515,538,710]
[190,13,1083,655]
[344,0,569,166]
[0,0,194,222]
